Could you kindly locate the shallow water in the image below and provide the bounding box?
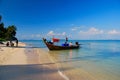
[21,40,120,80]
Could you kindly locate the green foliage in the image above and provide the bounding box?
[5,25,17,40]
[0,23,6,38]
[0,16,1,20]
[0,38,6,41]
[0,15,17,41]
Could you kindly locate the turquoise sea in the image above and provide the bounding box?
[20,40,120,80]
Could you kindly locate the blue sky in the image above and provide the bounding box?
[0,0,120,40]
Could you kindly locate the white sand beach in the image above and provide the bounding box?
[0,42,104,80]
[0,42,64,80]
[0,42,27,65]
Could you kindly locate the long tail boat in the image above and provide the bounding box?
[43,38,80,50]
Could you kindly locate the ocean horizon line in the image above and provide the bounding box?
[19,39,120,41]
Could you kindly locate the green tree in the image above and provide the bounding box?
[6,25,17,40]
[0,15,2,22]
[0,15,6,40]
[0,15,17,41]
[0,23,5,38]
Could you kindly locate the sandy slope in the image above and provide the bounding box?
[0,42,27,65]
[0,43,65,80]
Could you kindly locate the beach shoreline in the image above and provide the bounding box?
[0,42,65,80]
[1,41,120,80]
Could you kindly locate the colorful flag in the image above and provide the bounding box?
[52,38,59,42]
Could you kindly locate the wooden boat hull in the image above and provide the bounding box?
[43,38,79,50]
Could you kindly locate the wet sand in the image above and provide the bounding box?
[48,50,120,80]
[0,43,64,80]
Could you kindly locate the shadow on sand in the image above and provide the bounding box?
[0,63,72,80]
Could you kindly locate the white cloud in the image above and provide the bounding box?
[108,30,120,35]
[30,34,42,38]
[76,27,120,39]
[71,28,77,31]
[47,31,54,36]
[31,34,34,38]
[71,26,84,31]
[36,34,41,38]
[18,34,42,40]
[47,31,66,36]
[79,27,103,35]
[62,32,66,36]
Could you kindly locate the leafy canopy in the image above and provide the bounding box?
[0,15,17,41]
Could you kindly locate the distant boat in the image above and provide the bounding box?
[43,38,80,50]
